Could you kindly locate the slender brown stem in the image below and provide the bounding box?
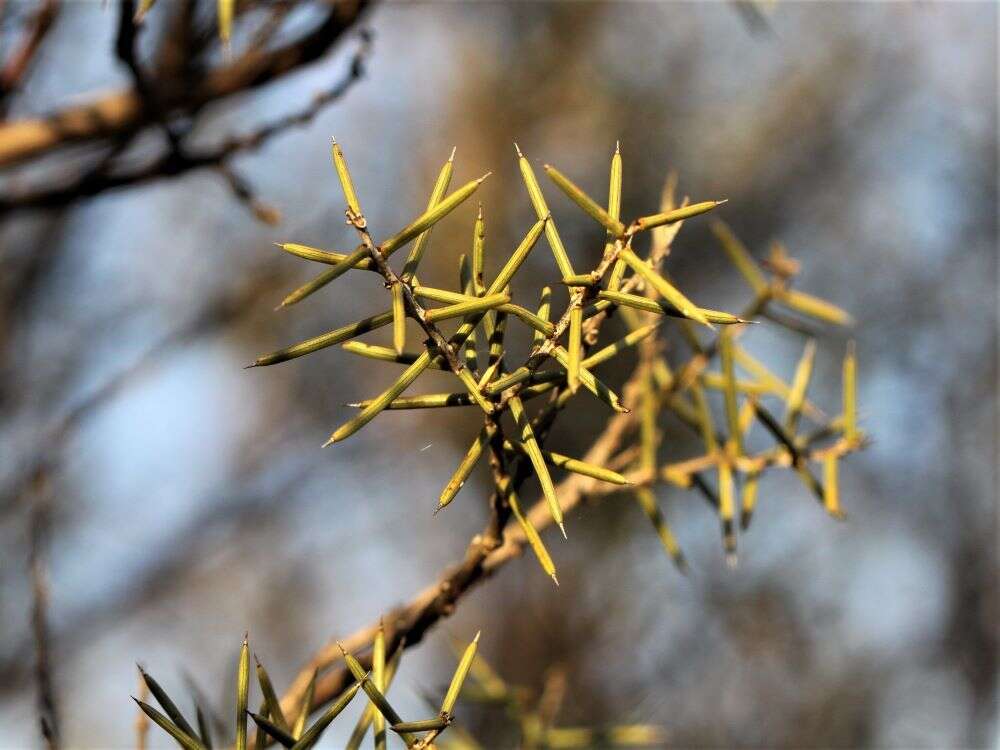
[346,209,478,389]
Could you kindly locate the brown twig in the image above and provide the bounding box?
[346,206,481,393]
[0,0,59,110]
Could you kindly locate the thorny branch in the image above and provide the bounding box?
[268,182,866,730]
[346,207,483,394]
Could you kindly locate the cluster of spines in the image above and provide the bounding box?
[135,627,481,750]
[249,139,864,583]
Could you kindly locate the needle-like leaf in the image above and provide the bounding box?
[341,342,447,370]
[618,249,712,328]
[784,339,816,432]
[326,352,434,445]
[719,460,737,565]
[250,310,394,367]
[401,148,455,282]
[843,340,857,442]
[823,454,844,520]
[331,139,362,215]
[508,395,565,537]
[392,718,450,733]
[391,283,406,355]
[134,698,206,750]
[550,346,628,413]
[774,288,854,326]
[291,680,363,750]
[633,487,687,573]
[138,666,198,741]
[438,428,489,511]
[632,200,724,232]
[719,328,743,457]
[236,636,250,750]
[543,164,625,237]
[498,472,558,584]
[740,470,761,531]
[595,290,748,324]
[248,712,296,749]
[338,646,414,746]
[516,144,575,277]
[347,393,475,410]
[255,656,289,733]
[503,440,629,485]
[606,143,627,291]
[441,631,481,715]
[491,217,548,293]
[567,305,583,394]
[218,0,233,46]
[373,622,386,750]
[345,642,405,750]
[291,670,317,741]
[459,255,479,372]
[276,242,370,268]
[472,203,486,295]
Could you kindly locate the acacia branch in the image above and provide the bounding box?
[274,211,677,726]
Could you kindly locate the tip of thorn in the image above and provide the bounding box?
[473,630,481,643]
[514,142,523,157]
[725,553,739,570]
[478,171,493,183]
[243,363,258,370]
[449,146,457,162]
[716,198,729,206]
[336,641,347,656]
[615,140,621,154]
[242,632,249,644]
[551,574,560,587]
[331,136,338,144]
[433,504,444,516]
[322,437,336,448]
[558,522,568,540]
